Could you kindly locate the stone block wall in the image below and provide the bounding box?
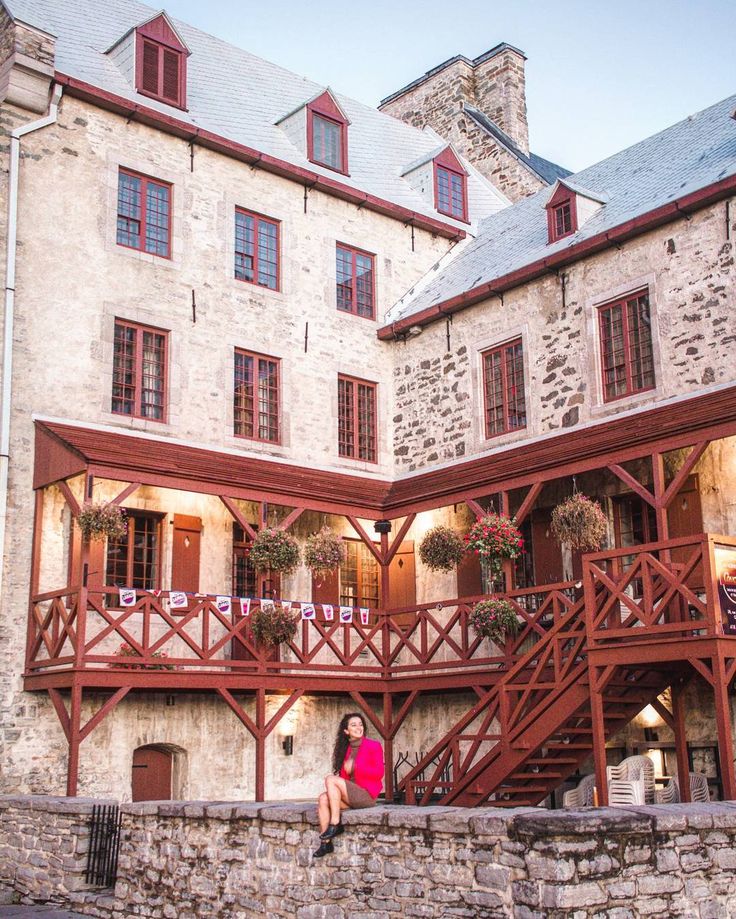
[5,796,736,918]
[0,795,114,903]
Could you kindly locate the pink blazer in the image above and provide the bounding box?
[339,736,384,799]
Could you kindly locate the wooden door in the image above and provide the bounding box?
[667,476,704,587]
[531,509,564,586]
[457,551,483,599]
[387,542,416,609]
[131,746,172,802]
[312,567,339,605]
[171,515,202,594]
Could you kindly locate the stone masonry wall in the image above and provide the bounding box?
[379,51,543,202]
[392,202,736,472]
[4,796,736,918]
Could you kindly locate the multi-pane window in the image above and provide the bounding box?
[117,169,171,258]
[340,540,379,608]
[234,209,279,290]
[234,350,280,443]
[112,320,167,421]
[554,202,573,238]
[482,339,527,438]
[233,524,258,597]
[336,245,375,318]
[435,164,467,221]
[106,511,160,590]
[338,375,377,462]
[598,291,655,402]
[311,113,344,171]
[137,37,185,108]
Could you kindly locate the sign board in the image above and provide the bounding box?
[714,544,736,634]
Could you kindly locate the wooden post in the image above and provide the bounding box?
[652,452,670,542]
[671,683,691,803]
[712,654,736,800]
[380,530,390,610]
[66,682,82,797]
[383,693,393,802]
[590,669,608,806]
[255,689,266,801]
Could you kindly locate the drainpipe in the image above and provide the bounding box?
[0,83,63,600]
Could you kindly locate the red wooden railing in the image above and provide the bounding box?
[25,581,578,679]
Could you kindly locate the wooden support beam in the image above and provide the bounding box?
[264,690,304,737]
[514,482,543,525]
[110,482,141,507]
[48,688,70,742]
[66,683,82,797]
[383,693,393,801]
[651,452,670,541]
[349,691,384,736]
[590,667,608,806]
[277,507,305,532]
[384,514,416,566]
[607,464,656,507]
[346,517,383,565]
[661,441,709,509]
[651,697,675,731]
[465,499,486,520]
[255,689,266,801]
[712,653,736,800]
[671,682,691,803]
[220,496,257,541]
[217,687,259,737]
[79,687,131,742]
[57,480,81,518]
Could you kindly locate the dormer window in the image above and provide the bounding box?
[545,179,606,244]
[134,14,188,110]
[307,91,349,174]
[433,148,469,222]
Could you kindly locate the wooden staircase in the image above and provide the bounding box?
[399,579,679,807]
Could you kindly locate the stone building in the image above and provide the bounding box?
[0,0,735,809]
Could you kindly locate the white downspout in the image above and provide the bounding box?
[0,82,63,599]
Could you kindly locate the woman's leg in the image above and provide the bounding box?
[324,774,350,824]
[317,791,330,834]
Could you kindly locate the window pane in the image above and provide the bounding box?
[144,182,170,257]
[234,351,255,437]
[357,382,376,462]
[601,304,629,399]
[483,339,526,437]
[336,246,353,312]
[313,115,342,170]
[106,513,158,590]
[355,253,374,318]
[257,221,278,289]
[140,331,166,419]
[338,377,355,457]
[256,358,279,442]
[117,173,141,249]
[234,211,255,282]
[437,167,451,214]
[112,323,137,415]
[627,295,655,391]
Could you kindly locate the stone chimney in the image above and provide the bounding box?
[379,43,544,202]
[0,8,55,114]
[379,43,529,154]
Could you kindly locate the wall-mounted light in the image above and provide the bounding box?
[408,325,423,337]
[282,735,294,756]
[279,703,300,756]
[374,519,392,535]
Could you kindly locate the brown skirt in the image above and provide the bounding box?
[345,780,376,809]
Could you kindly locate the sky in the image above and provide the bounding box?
[159,0,735,173]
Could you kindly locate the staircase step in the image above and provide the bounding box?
[527,756,579,765]
[495,784,550,794]
[511,771,563,780]
[547,743,592,750]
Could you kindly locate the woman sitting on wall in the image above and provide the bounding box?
[314,711,384,858]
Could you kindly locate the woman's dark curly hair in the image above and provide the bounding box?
[331,712,367,774]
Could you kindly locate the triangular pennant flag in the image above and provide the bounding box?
[261,598,275,613]
[170,591,188,609]
[301,603,316,620]
[119,587,136,608]
[359,607,370,625]
[240,598,251,617]
[281,600,292,613]
[339,606,353,623]
[322,604,334,621]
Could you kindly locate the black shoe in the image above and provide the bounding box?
[313,840,334,858]
[320,822,344,840]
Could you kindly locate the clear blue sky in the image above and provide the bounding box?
[162,0,734,173]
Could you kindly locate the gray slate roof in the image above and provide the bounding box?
[4,0,508,229]
[387,93,736,323]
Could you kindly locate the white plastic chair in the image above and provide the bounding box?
[655,777,680,804]
[608,777,645,806]
[607,755,656,804]
[562,773,596,808]
[689,772,710,802]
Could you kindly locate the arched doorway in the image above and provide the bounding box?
[131,745,173,802]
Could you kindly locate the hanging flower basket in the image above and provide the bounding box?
[418,525,465,572]
[304,527,345,578]
[77,502,128,541]
[465,514,524,576]
[249,527,301,573]
[250,603,299,647]
[469,598,520,644]
[111,641,174,670]
[550,493,608,551]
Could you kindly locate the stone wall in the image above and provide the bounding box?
[391,204,736,472]
[4,796,736,917]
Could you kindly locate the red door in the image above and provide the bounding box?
[131,746,172,801]
[171,514,202,594]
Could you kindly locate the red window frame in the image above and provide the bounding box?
[336,243,375,319]
[135,32,187,109]
[106,510,164,590]
[234,349,281,444]
[117,168,172,259]
[482,338,527,439]
[434,164,468,222]
[338,375,377,463]
[307,92,349,174]
[546,187,578,242]
[598,290,656,403]
[112,319,169,422]
[234,208,280,291]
